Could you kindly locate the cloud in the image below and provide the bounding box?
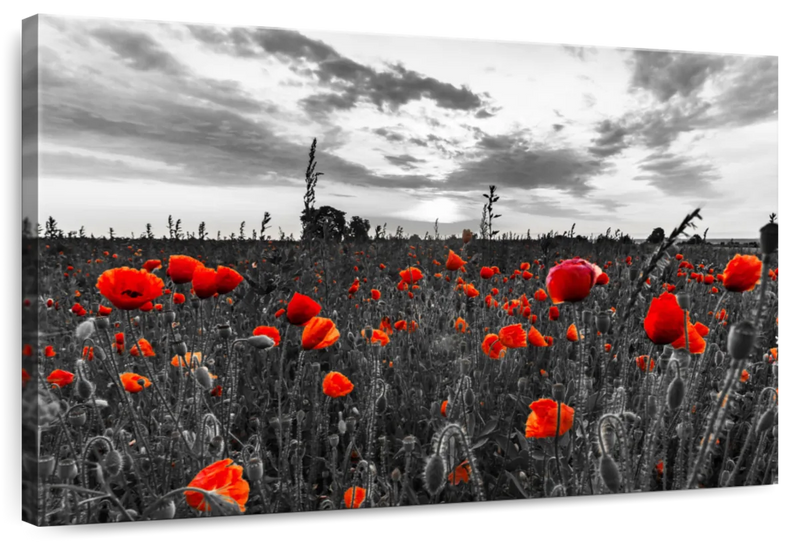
[629,50,727,102]
[588,119,629,157]
[384,154,425,170]
[189,26,489,116]
[90,27,187,75]
[633,151,720,196]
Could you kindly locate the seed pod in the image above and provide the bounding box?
[403,436,415,453]
[677,292,691,311]
[424,453,446,494]
[599,455,621,492]
[667,376,685,411]
[582,310,594,325]
[149,499,176,520]
[553,383,566,403]
[328,434,340,448]
[39,455,56,480]
[595,311,611,334]
[728,321,756,360]
[104,450,123,477]
[246,458,264,481]
[58,458,78,481]
[757,409,776,434]
[194,366,213,389]
[172,341,188,356]
[217,324,232,338]
[96,317,110,330]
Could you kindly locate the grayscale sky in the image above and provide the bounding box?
[29,15,778,239]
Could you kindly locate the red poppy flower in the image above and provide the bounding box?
[740,369,750,382]
[210,385,222,397]
[445,250,467,271]
[98,305,112,316]
[454,317,468,333]
[533,289,548,302]
[96,267,164,310]
[480,267,495,280]
[192,266,218,299]
[448,460,472,485]
[675,254,684,261]
[566,323,580,342]
[525,399,575,438]
[464,284,479,298]
[528,326,549,347]
[343,486,366,508]
[635,355,655,372]
[286,293,322,326]
[522,271,534,281]
[364,328,391,346]
[322,371,354,398]
[643,292,685,345]
[253,326,281,347]
[120,372,152,393]
[595,272,610,286]
[44,345,57,358]
[498,323,527,348]
[22,369,30,387]
[481,334,506,359]
[722,254,762,293]
[167,255,202,284]
[47,369,74,388]
[173,293,186,304]
[82,347,94,361]
[694,322,710,337]
[143,259,162,272]
[546,257,603,304]
[549,306,560,321]
[394,320,408,331]
[671,318,706,354]
[72,303,87,316]
[399,267,423,284]
[171,352,202,368]
[441,400,449,416]
[370,289,381,301]
[302,317,340,350]
[216,266,243,295]
[130,339,156,357]
[185,458,250,513]
[140,301,154,312]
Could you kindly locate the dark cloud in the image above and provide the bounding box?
[90,27,186,75]
[552,124,565,132]
[629,50,727,102]
[633,151,720,196]
[189,26,489,116]
[588,120,629,157]
[384,154,425,170]
[373,127,406,143]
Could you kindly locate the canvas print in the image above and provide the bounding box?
[21,14,779,526]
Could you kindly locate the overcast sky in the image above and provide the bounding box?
[29,15,778,239]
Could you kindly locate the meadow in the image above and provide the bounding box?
[21,198,779,524]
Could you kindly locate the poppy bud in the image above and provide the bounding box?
[517,377,528,392]
[297,410,306,426]
[599,455,621,492]
[715,351,725,366]
[149,499,176,520]
[76,379,95,400]
[670,349,691,371]
[424,453,446,494]
[217,323,231,338]
[247,458,264,481]
[595,311,611,334]
[194,366,212,389]
[39,455,56,480]
[329,434,340,448]
[172,341,188,356]
[757,409,776,434]
[464,388,475,407]
[646,395,658,419]
[208,435,224,456]
[58,458,78,481]
[601,421,616,451]
[667,376,685,411]
[676,292,691,311]
[245,335,274,349]
[122,451,134,472]
[68,407,87,427]
[96,317,110,330]
[760,221,778,254]
[553,383,566,403]
[337,417,347,435]
[391,467,402,482]
[104,450,123,476]
[728,321,756,360]
[403,436,415,453]
[163,311,176,323]
[75,319,96,342]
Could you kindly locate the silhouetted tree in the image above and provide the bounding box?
[348,216,371,241]
[301,205,347,242]
[646,227,665,244]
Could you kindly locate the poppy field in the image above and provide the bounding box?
[21,206,779,525]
